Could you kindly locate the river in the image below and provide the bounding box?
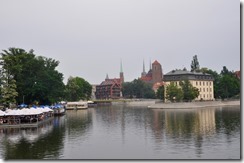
[0,105,240,160]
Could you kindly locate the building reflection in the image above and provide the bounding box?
[163,108,216,137]
[0,115,66,159]
[65,109,92,137]
[151,108,217,154]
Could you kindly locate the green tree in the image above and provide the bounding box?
[0,70,18,108]
[122,82,134,98]
[166,82,183,102]
[122,79,155,99]
[191,55,200,72]
[156,85,165,100]
[179,79,199,102]
[200,66,240,99]
[65,76,92,101]
[218,67,240,99]
[0,47,65,105]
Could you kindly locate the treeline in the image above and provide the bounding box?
[0,47,92,107]
[0,48,240,106]
[122,55,240,102]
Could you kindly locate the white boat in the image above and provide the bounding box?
[65,101,88,110]
[50,104,66,116]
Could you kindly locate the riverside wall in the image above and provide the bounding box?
[110,99,240,109]
[148,100,240,109]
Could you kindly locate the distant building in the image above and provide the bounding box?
[91,85,97,100]
[95,61,124,99]
[140,60,163,85]
[152,82,165,92]
[163,69,214,101]
[234,70,240,79]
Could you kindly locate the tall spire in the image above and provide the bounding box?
[120,59,123,73]
[143,59,145,73]
[141,59,147,77]
[106,73,109,80]
[149,59,152,70]
[120,59,124,83]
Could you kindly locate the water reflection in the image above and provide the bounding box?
[151,106,240,158]
[0,105,240,159]
[0,116,66,159]
[65,109,92,141]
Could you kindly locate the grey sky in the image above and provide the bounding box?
[0,0,240,84]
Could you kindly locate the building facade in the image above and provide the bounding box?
[95,62,124,99]
[140,60,163,84]
[163,70,214,101]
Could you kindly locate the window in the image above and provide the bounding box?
[196,81,198,86]
[203,82,205,86]
[203,88,205,92]
[210,88,212,92]
[207,88,208,92]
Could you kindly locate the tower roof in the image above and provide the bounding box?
[152,60,160,65]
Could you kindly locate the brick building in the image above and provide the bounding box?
[95,62,124,99]
[140,60,164,92]
[140,60,163,84]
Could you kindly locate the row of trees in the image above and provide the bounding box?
[191,55,240,99]
[122,79,156,99]
[165,79,199,102]
[0,48,92,107]
[0,48,239,106]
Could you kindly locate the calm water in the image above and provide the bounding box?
[0,105,240,160]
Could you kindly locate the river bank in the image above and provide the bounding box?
[148,100,240,109]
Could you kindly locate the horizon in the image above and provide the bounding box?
[0,0,240,85]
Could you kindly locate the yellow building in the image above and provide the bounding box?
[163,70,214,101]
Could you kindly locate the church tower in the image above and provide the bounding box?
[152,60,163,84]
[120,59,124,83]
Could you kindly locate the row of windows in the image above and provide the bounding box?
[196,75,212,80]
[199,88,212,92]
[199,94,212,99]
[196,81,212,86]
[171,81,212,88]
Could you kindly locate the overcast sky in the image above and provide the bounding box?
[0,0,240,84]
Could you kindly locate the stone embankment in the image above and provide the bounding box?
[148,100,240,109]
[112,99,160,107]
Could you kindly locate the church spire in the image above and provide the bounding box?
[141,59,147,77]
[149,59,152,70]
[120,59,123,73]
[106,73,109,80]
[120,59,124,83]
[143,59,146,73]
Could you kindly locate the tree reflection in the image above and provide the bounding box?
[65,109,92,138]
[1,116,66,159]
[151,106,240,157]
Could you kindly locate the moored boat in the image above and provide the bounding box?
[65,101,88,110]
[50,104,66,116]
